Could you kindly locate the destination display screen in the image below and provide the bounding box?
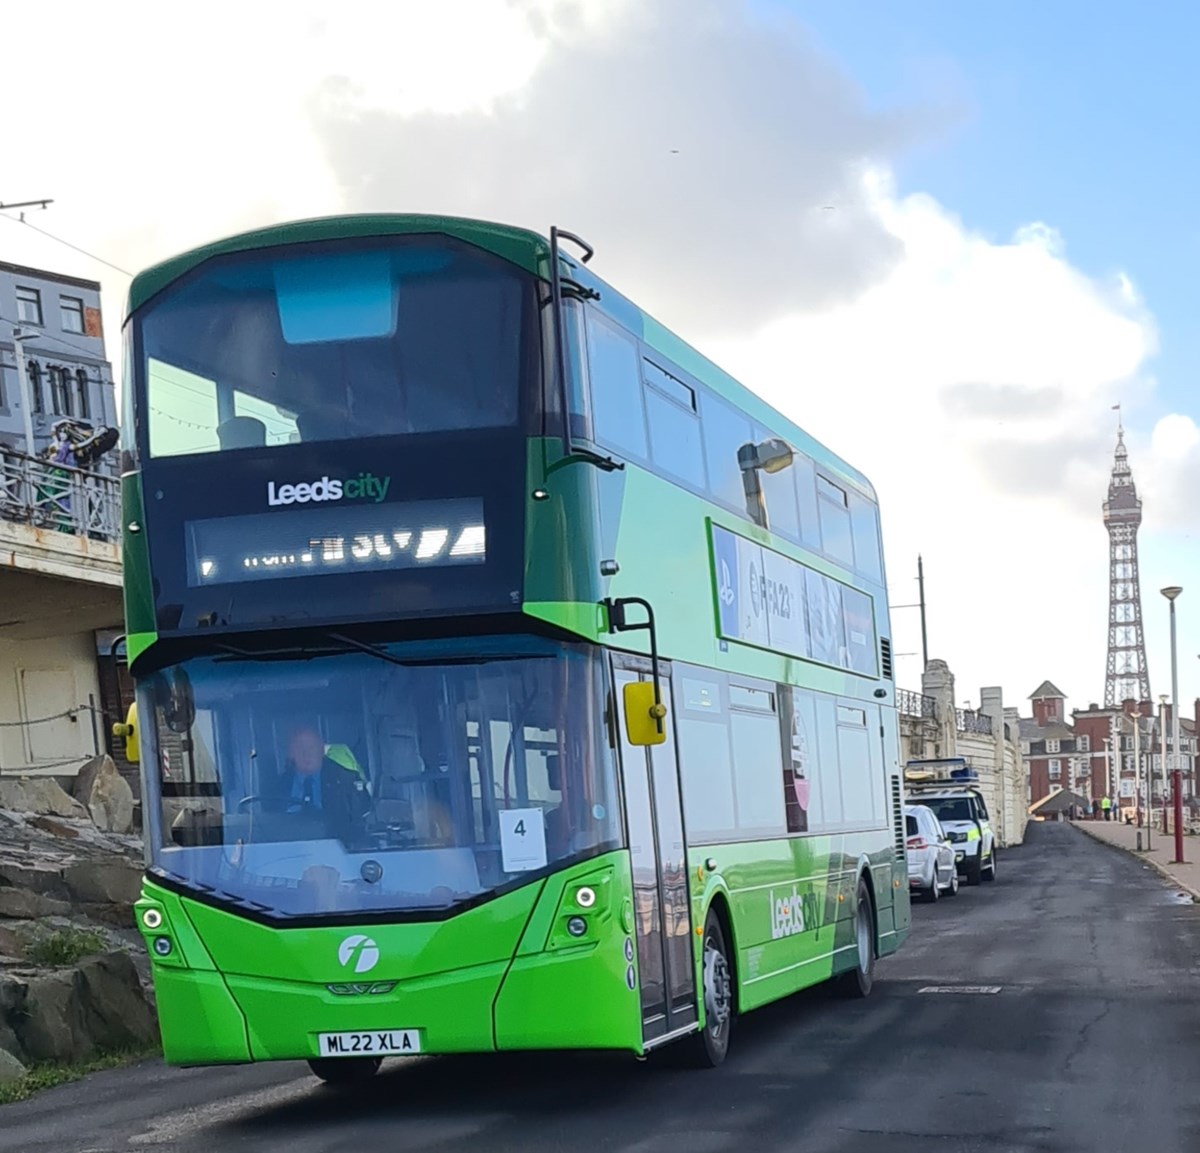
[184,496,486,587]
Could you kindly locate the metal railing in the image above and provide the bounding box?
[956,708,994,736]
[897,688,937,719]
[0,446,119,542]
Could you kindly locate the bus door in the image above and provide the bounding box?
[613,658,698,1046]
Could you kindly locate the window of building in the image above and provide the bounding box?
[50,367,72,416]
[60,297,85,334]
[16,287,42,326]
[1047,739,1060,753]
[75,369,90,419]
[1078,734,1090,752]
[1049,759,1061,778]
[27,361,43,415]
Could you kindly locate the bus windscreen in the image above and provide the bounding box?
[135,235,536,459]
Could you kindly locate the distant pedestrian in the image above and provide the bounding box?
[1101,795,1112,822]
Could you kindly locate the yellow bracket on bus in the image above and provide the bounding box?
[112,701,140,764]
[623,682,667,747]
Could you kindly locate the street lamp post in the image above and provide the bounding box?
[1160,695,1169,834]
[1103,737,1112,818]
[10,326,38,458]
[1136,714,1150,850]
[1162,586,1184,862]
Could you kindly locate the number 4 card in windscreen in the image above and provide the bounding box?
[498,808,547,872]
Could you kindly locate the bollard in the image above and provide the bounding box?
[1173,770,1186,864]
[1137,830,1143,851]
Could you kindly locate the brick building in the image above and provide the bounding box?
[1021,680,1200,820]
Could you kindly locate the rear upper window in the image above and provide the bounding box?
[905,814,919,836]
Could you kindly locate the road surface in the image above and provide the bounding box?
[5,820,1200,1153]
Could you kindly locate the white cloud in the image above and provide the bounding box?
[1,0,1196,713]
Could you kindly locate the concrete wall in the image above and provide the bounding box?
[0,633,105,772]
[898,659,1030,848]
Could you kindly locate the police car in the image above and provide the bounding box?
[904,763,997,886]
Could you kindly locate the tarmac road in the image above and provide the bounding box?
[5,819,1200,1153]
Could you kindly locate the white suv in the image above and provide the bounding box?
[908,788,997,886]
[905,804,959,901]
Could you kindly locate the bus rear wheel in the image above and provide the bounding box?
[680,908,734,1067]
[835,877,875,999]
[308,1056,382,1085]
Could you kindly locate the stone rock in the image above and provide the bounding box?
[0,1047,24,1084]
[0,1024,22,1064]
[83,758,135,836]
[0,927,24,959]
[0,889,71,920]
[26,814,80,839]
[0,975,26,1016]
[14,971,80,1062]
[12,951,157,1063]
[71,754,109,803]
[0,778,87,820]
[62,861,142,908]
[76,952,158,1051]
[76,902,138,928]
[0,861,69,898]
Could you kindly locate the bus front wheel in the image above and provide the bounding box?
[681,908,734,1068]
[308,1056,382,1085]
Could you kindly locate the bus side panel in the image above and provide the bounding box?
[494,852,642,1052]
[693,836,842,1016]
[696,833,900,1015]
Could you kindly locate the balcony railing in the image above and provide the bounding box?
[956,708,994,736]
[0,447,119,542]
[897,688,937,719]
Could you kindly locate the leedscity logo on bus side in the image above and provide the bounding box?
[267,473,391,507]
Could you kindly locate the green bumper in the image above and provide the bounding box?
[136,852,642,1065]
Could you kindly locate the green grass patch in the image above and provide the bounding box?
[24,926,107,967]
[0,1045,160,1105]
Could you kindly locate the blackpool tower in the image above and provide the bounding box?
[1102,417,1151,706]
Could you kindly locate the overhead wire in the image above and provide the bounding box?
[0,211,133,278]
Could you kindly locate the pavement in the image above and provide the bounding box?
[5,820,1200,1152]
[1073,814,1200,899]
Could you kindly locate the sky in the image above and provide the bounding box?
[1,0,1196,718]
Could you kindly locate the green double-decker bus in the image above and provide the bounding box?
[114,214,910,1079]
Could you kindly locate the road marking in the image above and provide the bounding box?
[917,985,1002,994]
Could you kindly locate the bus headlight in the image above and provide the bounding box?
[567,916,588,938]
[576,886,596,908]
[142,908,163,930]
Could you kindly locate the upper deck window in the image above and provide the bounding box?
[135,236,536,459]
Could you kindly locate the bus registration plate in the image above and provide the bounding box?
[317,1030,420,1057]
